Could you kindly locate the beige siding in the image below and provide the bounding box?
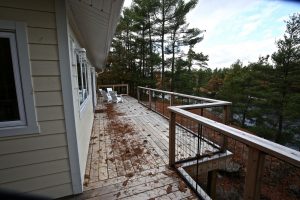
[35,91,63,106]
[0,0,73,198]
[28,28,57,45]
[33,77,62,91]
[31,61,60,76]
[30,44,59,60]
[0,7,56,28]
[0,159,69,184]
[39,120,66,135]
[0,172,71,193]
[30,183,73,199]
[0,147,69,170]
[0,0,55,12]
[0,134,67,155]
[37,106,65,121]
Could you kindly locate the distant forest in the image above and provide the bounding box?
[98,0,300,149]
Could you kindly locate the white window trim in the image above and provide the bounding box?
[0,20,40,136]
[0,32,26,128]
[79,64,90,114]
[75,49,90,112]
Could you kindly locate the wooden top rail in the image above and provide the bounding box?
[168,106,300,168]
[99,84,129,95]
[175,102,232,110]
[98,84,128,88]
[138,86,230,104]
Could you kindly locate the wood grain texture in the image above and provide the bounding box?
[65,96,198,200]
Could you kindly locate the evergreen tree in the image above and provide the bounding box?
[269,13,300,143]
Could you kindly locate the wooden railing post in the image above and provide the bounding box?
[221,105,230,152]
[244,148,265,200]
[170,94,174,106]
[207,170,217,199]
[149,89,152,110]
[223,105,231,125]
[169,111,176,167]
[137,87,140,103]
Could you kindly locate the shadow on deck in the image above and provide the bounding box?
[75,96,198,199]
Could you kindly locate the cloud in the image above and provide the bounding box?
[123,0,132,8]
[239,20,261,37]
[187,0,257,40]
[186,0,294,69]
[197,36,277,68]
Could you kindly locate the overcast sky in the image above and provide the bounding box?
[123,0,300,69]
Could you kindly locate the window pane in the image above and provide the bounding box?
[76,55,83,104]
[82,63,87,99]
[0,37,20,121]
[85,63,89,96]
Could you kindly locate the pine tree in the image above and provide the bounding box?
[270,13,300,143]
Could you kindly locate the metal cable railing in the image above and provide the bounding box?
[138,86,300,200]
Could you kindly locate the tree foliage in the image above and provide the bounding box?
[99,0,207,94]
[100,10,300,148]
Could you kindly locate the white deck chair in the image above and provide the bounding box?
[101,90,112,102]
[107,88,113,93]
[109,91,123,103]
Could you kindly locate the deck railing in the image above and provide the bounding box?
[98,84,129,95]
[137,86,300,200]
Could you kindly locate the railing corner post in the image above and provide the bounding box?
[137,87,140,103]
[170,94,174,106]
[169,111,176,167]
[148,89,152,110]
[221,105,231,152]
[244,148,265,200]
[223,105,231,125]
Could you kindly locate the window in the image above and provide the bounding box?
[76,48,89,106]
[0,32,26,126]
[0,20,39,136]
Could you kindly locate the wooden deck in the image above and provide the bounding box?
[66,96,198,200]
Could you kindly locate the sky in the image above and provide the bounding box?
[123,0,300,69]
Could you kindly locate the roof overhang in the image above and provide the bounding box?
[67,0,124,69]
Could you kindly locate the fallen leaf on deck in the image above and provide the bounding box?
[116,192,121,197]
[122,179,129,186]
[125,172,134,178]
[178,181,187,192]
[166,184,172,194]
[83,181,88,187]
[148,172,154,176]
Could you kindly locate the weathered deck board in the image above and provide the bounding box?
[63,96,198,200]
